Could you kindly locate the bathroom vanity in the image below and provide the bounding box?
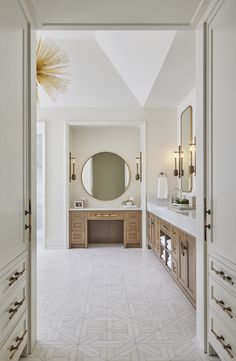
[147,202,196,306]
[69,209,142,248]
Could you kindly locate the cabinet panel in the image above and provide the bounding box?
[0,311,27,361]
[0,10,27,270]
[186,234,196,301]
[0,254,26,304]
[209,277,236,335]
[0,280,26,345]
[209,309,236,361]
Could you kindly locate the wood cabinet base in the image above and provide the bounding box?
[69,210,142,248]
[147,211,196,307]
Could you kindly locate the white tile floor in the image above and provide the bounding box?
[22,244,219,361]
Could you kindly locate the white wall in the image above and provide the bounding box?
[146,108,177,200]
[177,89,196,196]
[45,119,66,248]
[69,125,141,208]
[38,107,177,248]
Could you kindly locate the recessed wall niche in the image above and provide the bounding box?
[69,125,141,208]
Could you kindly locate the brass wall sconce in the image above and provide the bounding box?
[189,136,196,175]
[173,145,184,178]
[69,152,76,182]
[135,152,142,182]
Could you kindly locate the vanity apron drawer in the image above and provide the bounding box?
[0,280,27,346]
[209,309,236,361]
[0,254,26,302]
[0,311,27,361]
[88,211,124,220]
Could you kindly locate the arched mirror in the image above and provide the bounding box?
[81,152,130,201]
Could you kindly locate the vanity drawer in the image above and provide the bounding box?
[71,211,87,220]
[170,226,179,241]
[0,280,27,345]
[71,231,87,247]
[125,211,142,219]
[209,309,236,361]
[209,256,236,296]
[160,220,171,234]
[0,311,27,361]
[209,277,236,334]
[0,254,26,303]
[88,211,124,220]
[71,220,85,231]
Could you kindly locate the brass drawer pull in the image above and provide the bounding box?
[213,296,233,319]
[212,267,234,285]
[9,268,25,286]
[9,297,26,320]
[211,328,234,359]
[9,330,27,360]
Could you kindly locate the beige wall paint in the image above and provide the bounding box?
[146,108,178,200]
[69,126,141,208]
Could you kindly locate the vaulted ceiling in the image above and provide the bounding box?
[37,30,195,108]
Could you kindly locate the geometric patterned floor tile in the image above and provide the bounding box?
[20,245,219,361]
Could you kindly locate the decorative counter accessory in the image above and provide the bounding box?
[157,172,168,199]
[121,198,137,207]
[74,200,84,209]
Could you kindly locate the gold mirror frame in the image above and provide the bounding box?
[180,106,193,192]
[81,152,131,201]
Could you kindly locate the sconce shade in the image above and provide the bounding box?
[157,172,168,199]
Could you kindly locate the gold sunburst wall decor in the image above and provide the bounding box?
[36,37,70,102]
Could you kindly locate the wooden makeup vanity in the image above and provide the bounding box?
[69,209,142,248]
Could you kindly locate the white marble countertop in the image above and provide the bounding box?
[69,207,142,211]
[147,199,197,237]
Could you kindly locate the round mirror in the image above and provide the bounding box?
[81,152,130,201]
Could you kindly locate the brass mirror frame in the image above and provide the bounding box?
[81,151,131,201]
[180,106,193,192]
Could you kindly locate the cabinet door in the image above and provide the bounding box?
[147,213,155,247]
[207,0,236,264]
[0,3,28,269]
[186,235,196,301]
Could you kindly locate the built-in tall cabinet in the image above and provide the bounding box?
[206,1,236,359]
[0,2,30,360]
[147,212,196,306]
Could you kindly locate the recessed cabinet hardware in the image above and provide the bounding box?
[24,209,31,216]
[205,209,211,215]
[211,328,234,359]
[212,267,234,285]
[213,296,234,318]
[204,224,211,229]
[9,268,25,286]
[9,330,27,360]
[25,224,31,230]
[9,297,26,320]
